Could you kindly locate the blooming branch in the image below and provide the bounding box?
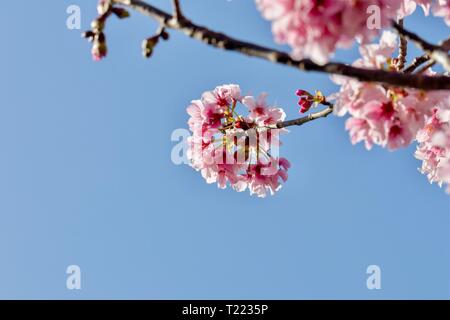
[82,1,450,197]
[108,0,450,90]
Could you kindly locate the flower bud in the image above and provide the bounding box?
[142,36,159,58]
[296,89,314,113]
[112,7,130,19]
[91,33,107,61]
[82,31,95,42]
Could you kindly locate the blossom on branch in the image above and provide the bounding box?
[415,106,450,193]
[331,31,448,150]
[256,0,402,63]
[296,90,325,114]
[186,84,290,198]
[256,0,449,64]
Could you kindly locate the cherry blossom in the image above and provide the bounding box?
[331,31,448,151]
[415,106,450,193]
[83,0,450,197]
[255,0,403,64]
[256,0,450,63]
[186,84,290,197]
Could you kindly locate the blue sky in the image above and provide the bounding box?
[0,0,449,299]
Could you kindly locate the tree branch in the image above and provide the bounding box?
[172,0,183,20]
[395,19,407,71]
[392,21,450,72]
[404,53,430,73]
[404,38,450,74]
[275,102,334,129]
[111,0,450,90]
[416,60,437,74]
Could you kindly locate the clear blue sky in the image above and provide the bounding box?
[0,0,449,299]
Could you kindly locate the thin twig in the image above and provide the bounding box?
[110,0,450,90]
[398,37,450,73]
[404,54,430,73]
[392,21,450,72]
[172,0,183,20]
[416,60,437,74]
[396,19,407,71]
[275,102,334,129]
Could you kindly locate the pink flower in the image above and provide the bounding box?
[256,0,402,64]
[296,90,314,113]
[202,84,241,109]
[245,158,291,197]
[242,93,286,126]
[355,31,398,69]
[415,107,450,192]
[340,86,442,150]
[242,93,270,123]
[186,84,290,197]
[331,31,450,151]
[345,117,375,150]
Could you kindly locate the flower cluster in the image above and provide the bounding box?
[331,31,448,150]
[256,0,450,64]
[415,107,450,193]
[255,0,402,64]
[186,84,291,197]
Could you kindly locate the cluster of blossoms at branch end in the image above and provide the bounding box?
[331,31,448,150]
[186,84,291,198]
[330,30,450,192]
[415,108,450,193]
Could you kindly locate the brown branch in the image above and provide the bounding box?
[416,60,437,74]
[172,0,183,20]
[392,21,450,72]
[404,54,430,73]
[392,21,448,53]
[111,0,450,90]
[396,19,407,71]
[141,25,169,58]
[404,38,450,73]
[275,102,334,129]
